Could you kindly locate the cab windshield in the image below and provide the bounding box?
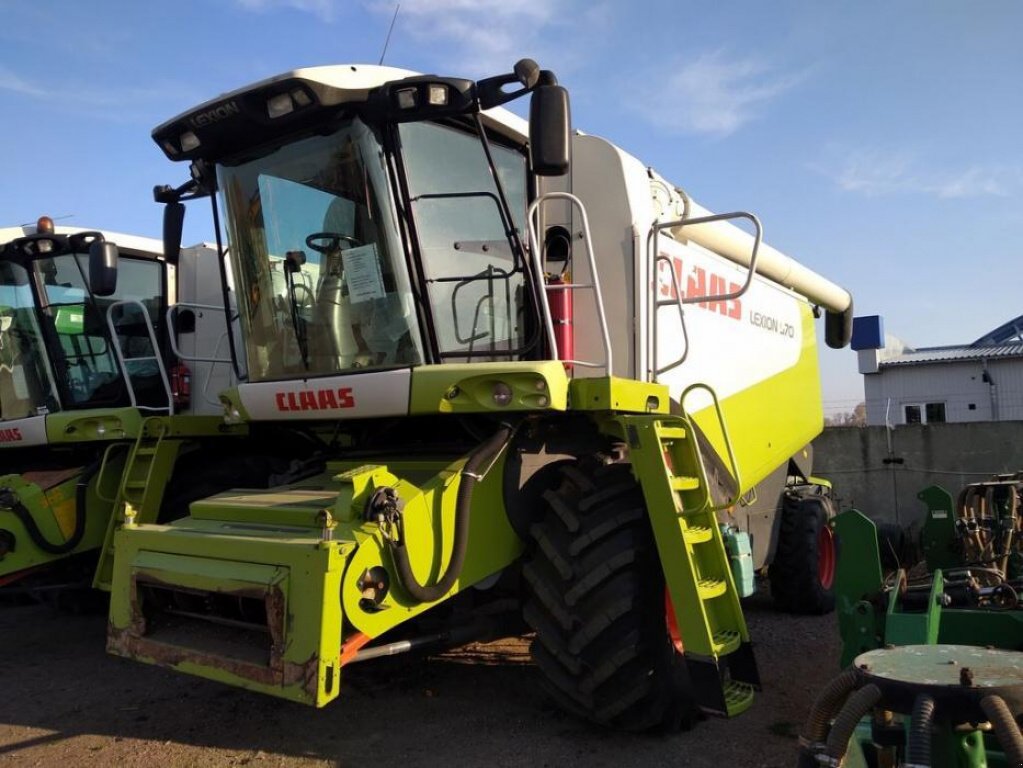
[0,262,59,420]
[219,118,424,382]
[0,249,167,418]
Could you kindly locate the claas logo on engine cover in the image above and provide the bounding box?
[274,388,355,412]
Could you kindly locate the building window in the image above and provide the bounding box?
[904,402,946,424]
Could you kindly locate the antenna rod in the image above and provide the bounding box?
[379,3,400,65]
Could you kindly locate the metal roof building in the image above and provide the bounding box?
[853,315,1023,426]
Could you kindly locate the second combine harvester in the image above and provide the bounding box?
[105,59,852,730]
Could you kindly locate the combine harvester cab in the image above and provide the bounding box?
[0,218,245,592]
[107,60,852,727]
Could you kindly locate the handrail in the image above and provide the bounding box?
[650,253,691,378]
[680,383,742,514]
[527,192,613,373]
[105,300,173,414]
[165,303,233,364]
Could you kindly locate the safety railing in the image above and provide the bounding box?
[105,300,173,414]
[527,192,613,373]
[646,211,762,381]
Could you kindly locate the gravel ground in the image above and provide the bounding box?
[0,586,839,768]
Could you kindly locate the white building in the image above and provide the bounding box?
[854,315,1023,426]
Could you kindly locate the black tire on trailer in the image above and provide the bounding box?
[769,492,837,615]
[522,458,699,732]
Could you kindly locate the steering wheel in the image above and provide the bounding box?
[305,232,362,254]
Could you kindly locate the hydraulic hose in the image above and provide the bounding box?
[0,461,100,555]
[796,668,862,767]
[980,695,1023,767]
[823,683,882,763]
[906,693,936,767]
[389,424,513,604]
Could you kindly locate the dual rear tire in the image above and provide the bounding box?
[769,491,837,615]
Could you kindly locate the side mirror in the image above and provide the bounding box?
[89,240,119,297]
[163,201,185,264]
[529,84,570,176]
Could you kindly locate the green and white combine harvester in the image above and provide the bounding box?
[101,59,854,729]
[0,218,265,593]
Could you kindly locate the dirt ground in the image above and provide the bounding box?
[0,587,839,768]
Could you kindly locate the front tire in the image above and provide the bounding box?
[769,491,837,615]
[522,459,698,731]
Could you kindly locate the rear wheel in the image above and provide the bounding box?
[770,491,837,614]
[522,459,698,731]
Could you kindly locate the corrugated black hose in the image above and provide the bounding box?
[795,668,863,767]
[823,683,883,763]
[0,461,100,555]
[906,693,936,766]
[388,424,514,604]
[980,695,1023,767]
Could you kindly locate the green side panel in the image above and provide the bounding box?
[689,303,823,494]
[568,376,670,414]
[409,361,568,414]
[45,407,146,444]
[337,455,522,637]
[0,468,117,579]
[919,485,959,571]
[885,569,943,646]
[834,510,886,667]
[936,610,1023,649]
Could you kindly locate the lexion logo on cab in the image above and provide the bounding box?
[0,428,23,443]
[274,388,356,412]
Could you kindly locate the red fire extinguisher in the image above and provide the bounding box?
[169,361,191,410]
[547,273,574,365]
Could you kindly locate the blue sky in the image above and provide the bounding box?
[2,1,1021,414]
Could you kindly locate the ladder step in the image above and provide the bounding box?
[656,426,687,441]
[671,475,701,492]
[697,578,727,600]
[124,481,148,490]
[683,525,713,544]
[722,680,756,717]
[711,629,742,656]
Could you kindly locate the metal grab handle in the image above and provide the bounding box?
[93,443,130,504]
[165,303,233,364]
[680,382,742,514]
[651,253,690,377]
[105,300,173,414]
[648,211,763,306]
[527,192,613,373]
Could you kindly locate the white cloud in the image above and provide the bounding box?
[637,50,806,137]
[0,66,200,123]
[364,0,595,77]
[234,0,339,22]
[827,149,1013,199]
[0,67,47,98]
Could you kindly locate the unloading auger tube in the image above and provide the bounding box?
[0,460,100,556]
[670,195,854,348]
[369,423,515,604]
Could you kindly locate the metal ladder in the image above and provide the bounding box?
[92,418,182,590]
[623,411,760,716]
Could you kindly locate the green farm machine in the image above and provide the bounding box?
[99,59,854,729]
[0,218,267,595]
[794,477,1023,766]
